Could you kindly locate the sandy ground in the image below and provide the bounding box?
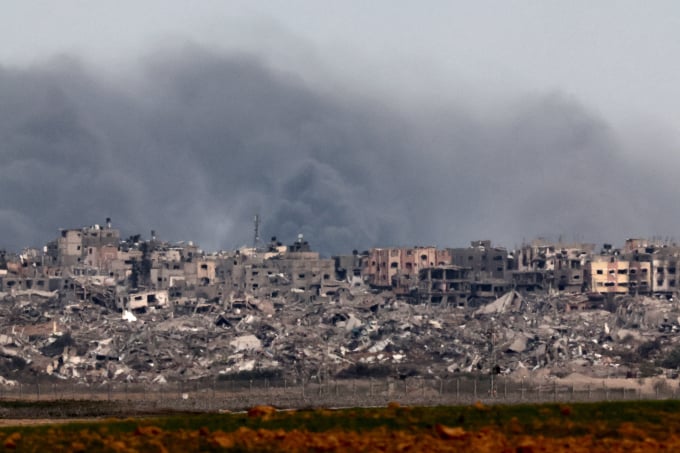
[555,373,676,393]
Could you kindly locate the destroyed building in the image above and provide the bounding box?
[46,219,120,268]
[4,220,680,392]
[417,265,471,307]
[230,235,336,300]
[449,240,512,280]
[363,246,451,294]
[333,251,366,287]
[9,223,680,308]
[513,239,594,294]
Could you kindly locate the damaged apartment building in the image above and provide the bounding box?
[361,238,680,305]
[230,235,337,301]
[2,221,342,312]
[448,240,513,303]
[6,218,680,315]
[584,239,680,297]
[362,242,513,306]
[513,239,594,293]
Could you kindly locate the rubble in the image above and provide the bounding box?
[3,224,680,392]
[0,285,678,389]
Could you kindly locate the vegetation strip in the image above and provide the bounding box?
[2,400,680,451]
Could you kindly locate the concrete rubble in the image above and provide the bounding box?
[2,286,680,388]
[3,225,680,391]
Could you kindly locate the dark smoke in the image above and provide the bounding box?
[0,45,675,255]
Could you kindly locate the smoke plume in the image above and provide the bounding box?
[0,45,675,254]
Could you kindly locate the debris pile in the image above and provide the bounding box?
[2,287,680,388]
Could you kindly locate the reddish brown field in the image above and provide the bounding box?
[2,400,680,452]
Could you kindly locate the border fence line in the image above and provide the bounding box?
[0,375,677,412]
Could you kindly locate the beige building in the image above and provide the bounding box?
[56,229,84,266]
[587,257,653,295]
[588,256,633,294]
[51,222,121,268]
[195,258,217,286]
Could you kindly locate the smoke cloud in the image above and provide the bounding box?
[0,44,676,255]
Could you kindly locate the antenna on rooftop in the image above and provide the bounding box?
[253,214,261,249]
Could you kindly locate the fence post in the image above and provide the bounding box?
[473,379,477,400]
[456,378,460,402]
[504,377,507,400]
[36,380,40,401]
[587,384,591,400]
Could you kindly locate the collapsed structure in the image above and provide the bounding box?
[1,222,680,389]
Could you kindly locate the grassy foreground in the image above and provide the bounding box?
[2,400,680,451]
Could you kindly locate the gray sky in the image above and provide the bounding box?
[3,2,679,130]
[1,2,679,253]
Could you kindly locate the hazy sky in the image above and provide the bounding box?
[1,2,679,253]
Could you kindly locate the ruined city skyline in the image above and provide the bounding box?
[4,219,680,301]
[2,3,680,255]
[2,217,680,258]
[3,216,680,390]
